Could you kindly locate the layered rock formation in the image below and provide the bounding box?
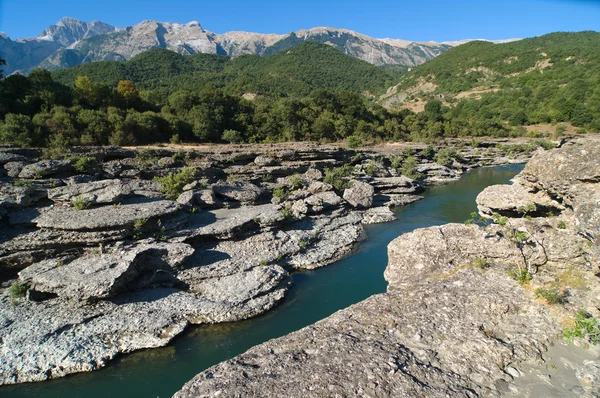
[0,140,536,385]
[175,137,600,397]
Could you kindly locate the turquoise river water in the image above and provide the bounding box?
[2,164,524,398]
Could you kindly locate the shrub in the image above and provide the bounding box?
[492,212,508,226]
[558,220,567,229]
[289,174,306,190]
[72,196,90,210]
[347,135,362,148]
[434,146,460,166]
[364,160,380,176]
[9,283,27,299]
[70,155,96,173]
[472,258,489,269]
[508,267,532,285]
[154,168,195,200]
[222,129,243,144]
[564,310,600,345]
[535,285,564,304]
[324,164,354,191]
[401,156,424,179]
[273,186,289,199]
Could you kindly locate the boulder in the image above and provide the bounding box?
[212,180,268,204]
[370,176,420,194]
[254,155,278,167]
[18,160,73,179]
[303,168,323,181]
[304,191,343,213]
[476,183,563,218]
[48,179,125,206]
[4,161,28,177]
[20,243,194,301]
[343,180,374,209]
[0,152,31,165]
[362,206,396,224]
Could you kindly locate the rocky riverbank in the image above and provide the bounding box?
[174,136,600,397]
[0,139,536,385]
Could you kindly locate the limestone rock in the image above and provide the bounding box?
[343,180,374,209]
[362,206,396,224]
[254,155,278,167]
[18,160,73,179]
[212,180,268,204]
[476,183,563,218]
[34,199,180,231]
[370,176,420,194]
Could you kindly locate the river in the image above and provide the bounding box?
[2,164,524,398]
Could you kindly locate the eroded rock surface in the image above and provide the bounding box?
[175,137,600,398]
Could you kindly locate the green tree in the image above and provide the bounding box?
[1,114,33,147]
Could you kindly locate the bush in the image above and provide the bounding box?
[9,283,27,299]
[347,135,362,148]
[535,285,564,304]
[558,220,567,229]
[70,155,96,173]
[401,156,424,179]
[289,174,306,190]
[434,146,460,166]
[72,196,90,210]
[222,129,243,144]
[508,267,532,285]
[273,186,289,199]
[564,310,600,345]
[154,168,195,200]
[324,164,354,191]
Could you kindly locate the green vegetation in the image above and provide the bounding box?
[272,186,289,200]
[534,285,564,304]
[324,164,354,191]
[509,267,532,285]
[563,310,600,345]
[288,174,306,190]
[132,218,148,239]
[154,168,195,200]
[472,258,489,270]
[72,196,90,210]
[70,155,96,173]
[9,283,27,299]
[401,156,423,179]
[391,32,600,138]
[558,220,567,229]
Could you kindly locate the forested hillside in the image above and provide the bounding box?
[383,31,600,137]
[0,33,598,149]
[53,43,401,100]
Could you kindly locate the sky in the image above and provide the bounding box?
[0,0,598,42]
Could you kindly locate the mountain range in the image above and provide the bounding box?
[0,17,516,75]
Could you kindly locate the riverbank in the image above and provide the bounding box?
[175,136,600,397]
[1,139,541,385]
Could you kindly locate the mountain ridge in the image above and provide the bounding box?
[0,17,516,75]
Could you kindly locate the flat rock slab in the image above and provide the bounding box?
[181,204,284,240]
[362,206,396,224]
[34,199,180,231]
[18,160,72,179]
[0,286,286,385]
[48,179,161,205]
[20,243,194,301]
[476,183,563,217]
[212,180,268,204]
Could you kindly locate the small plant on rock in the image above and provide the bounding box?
[273,186,289,200]
[472,258,489,270]
[9,283,27,299]
[324,164,354,191]
[70,155,96,173]
[508,267,532,285]
[154,168,195,200]
[558,221,567,229]
[289,174,306,190]
[564,310,600,345]
[535,285,564,304]
[133,218,148,239]
[72,196,90,210]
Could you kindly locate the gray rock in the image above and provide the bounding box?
[34,199,180,231]
[343,180,374,209]
[371,176,420,194]
[212,180,267,204]
[21,243,194,301]
[476,183,563,218]
[304,191,343,213]
[177,189,221,208]
[373,194,423,207]
[304,168,323,181]
[362,206,396,224]
[18,160,73,179]
[0,184,47,209]
[0,151,31,165]
[4,161,28,177]
[576,360,600,397]
[48,179,125,205]
[254,155,278,167]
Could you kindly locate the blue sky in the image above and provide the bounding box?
[0,0,598,42]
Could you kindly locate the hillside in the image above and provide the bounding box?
[53,42,400,99]
[381,31,600,133]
